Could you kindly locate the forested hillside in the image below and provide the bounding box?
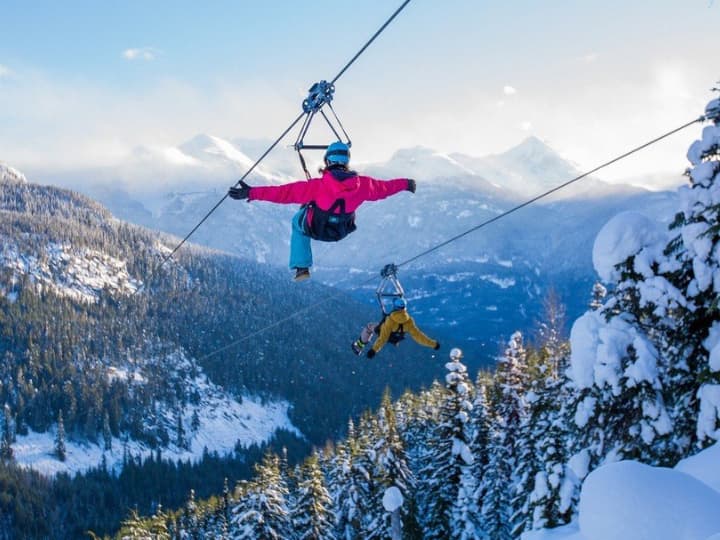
[0,171,445,538]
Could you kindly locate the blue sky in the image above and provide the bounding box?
[1,0,718,186]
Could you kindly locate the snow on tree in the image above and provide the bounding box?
[365,389,414,540]
[480,427,512,540]
[331,419,373,540]
[118,508,153,540]
[230,452,291,539]
[468,374,493,540]
[568,307,673,466]
[419,348,480,540]
[590,282,607,311]
[482,332,529,540]
[665,92,720,449]
[179,488,201,538]
[512,342,575,535]
[291,454,336,540]
[147,503,170,539]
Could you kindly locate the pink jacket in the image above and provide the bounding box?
[248,168,410,213]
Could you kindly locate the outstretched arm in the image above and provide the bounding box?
[405,317,438,349]
[359,177,414,202]
[249,179,320,205]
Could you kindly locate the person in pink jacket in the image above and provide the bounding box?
[229,141,416,281]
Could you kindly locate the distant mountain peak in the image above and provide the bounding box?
[383,145,477,178]
[179,133,255,169]
[500,135,564,162]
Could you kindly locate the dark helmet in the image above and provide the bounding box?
[392,297,407,311]
[324,141,350,166]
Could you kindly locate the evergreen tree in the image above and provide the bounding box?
[147,503,170,539]
[480,428,512,540]
[1,404,14,461]
[180,488,200,538]
[482,332,529,540]
[291,454,336,540]
[664,92,720,451]
[468,374,493,540]
[366,389,414,540]
[118,508,152,540]
[331,420,372,540]
[176,410,187,450]
[230,452,291,539]
[55,409,67,462]
[103,411,112,452]
[589,282,607,311]
[420,350,479,540]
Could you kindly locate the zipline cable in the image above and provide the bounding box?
[151,112,306,274]
[330,0,412,86]
[197,115,705,361]
[138,0,415,293]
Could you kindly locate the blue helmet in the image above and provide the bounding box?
[392,297,407,311]
[324,141,350,166]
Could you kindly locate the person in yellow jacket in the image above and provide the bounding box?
[366,297,440,358]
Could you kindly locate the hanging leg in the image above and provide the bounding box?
[289,209,313,270]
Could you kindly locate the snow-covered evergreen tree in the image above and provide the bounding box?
[331,419,372,540]
[468,373,493,540]
[365,389,414,540]
[147,503,170,539]
[118,508,152,540]
[180,488,200,539]
[419,349,479,540]
[569,202,681,465]
[482,332,528,540]
[291,454,336,540]
[230,452,291,539]
[665,93,720,450]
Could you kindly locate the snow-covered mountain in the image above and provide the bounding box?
[27,137,682,364]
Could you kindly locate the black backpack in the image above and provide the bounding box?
[303,198,357,242]
[377,315,405,345]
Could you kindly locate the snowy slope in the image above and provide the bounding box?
[13,350,302,477]
[0,241,141,303]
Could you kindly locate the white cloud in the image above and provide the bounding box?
[0,70,297,173]
[0,64,11,78]
[520,121,532,131]
[582,53,599,63]
[123,47,159,61]
[503,85,517,96]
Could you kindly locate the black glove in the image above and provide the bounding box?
[406,178,416,193]
[367,349,376,359]
[433,341,440,351]
[228,181,251,200]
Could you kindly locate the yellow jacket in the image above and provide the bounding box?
[371,309,438,353]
